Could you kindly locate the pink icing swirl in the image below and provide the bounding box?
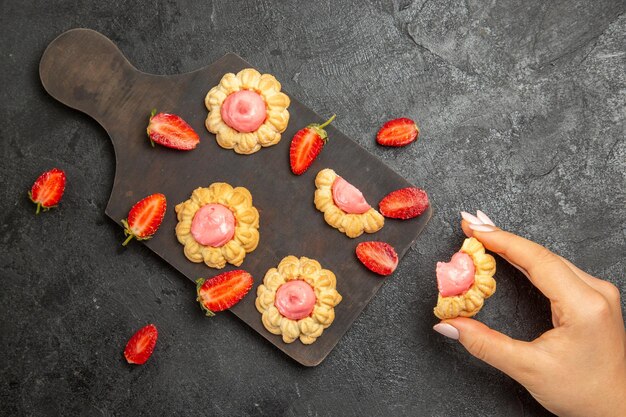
[436,251,475,297]
[220,90,267,133]
[191,204,235,247]
[331,177,371,214]
[274,280,316,320]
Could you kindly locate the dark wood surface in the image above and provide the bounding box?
[39,28,432,366]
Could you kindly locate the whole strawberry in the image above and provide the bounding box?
[29,168,66,214]
[376,118,419,147]
[121,193,167,246]
[196,270,254,317]
[147,109,200,150]
[289,114,336,175]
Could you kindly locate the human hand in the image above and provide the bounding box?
[433,214,626,417]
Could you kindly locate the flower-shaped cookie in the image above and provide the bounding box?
[314,168,384,238]
[175,183,260,269]
[204,68,290,154]
[255,256,342,345]
[433,237,496,319]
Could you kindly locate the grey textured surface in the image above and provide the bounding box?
[1,0,624,416]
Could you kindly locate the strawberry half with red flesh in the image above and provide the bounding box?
[196,270,254,317]
[124,324,158,365]
[289,114,336,175]
[29,168,66,214]
[356,241,399,276]
[379,187,429,219]
[121,193,167,246]
[147,109,200,150]
[376,118,419,147]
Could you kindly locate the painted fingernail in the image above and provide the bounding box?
[461,211,482,225]
[468,223,497,232]
[433,323,460,340]
[476,210,496,227]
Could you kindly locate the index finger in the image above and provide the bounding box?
[461,220,594,304]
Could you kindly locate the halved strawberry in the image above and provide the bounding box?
[356,241,399,276]
[121,193,167,246]
[29,168,66,214]
[376,118,419,147]
[147,109,200,150]
[196,270,254,317]
[289,114,336,175]
[379,187,429,219]
[124,324,158,365]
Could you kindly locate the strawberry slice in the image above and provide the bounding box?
[379,187,429,219]
[196,270,254,317]
[356,241,399,276]
[29,168,66,214]
[121,193,167,246]
[124,324,158,365]
[289,114,336,175]
[147,109,200,150]
[376,118,419,147]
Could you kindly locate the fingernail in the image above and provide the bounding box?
[476,210,496,227]
[433,323,460,340]
[461,211,482,225]
[469,223,497,232]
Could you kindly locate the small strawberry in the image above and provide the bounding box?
[289,114,336,175]
[196,270,254,317]
[147,109,200,150]
[376,118,419,147]
[356,241,399,276]
[124,324,158,365]
[29,168,66,214]
[121,193,167,246]
[379,187,429,219]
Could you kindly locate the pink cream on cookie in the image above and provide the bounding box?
[436,251,475,297]
[191,203,235,247]
[331,177,371,214]
[274,280,316,320]
[220,90,267,133]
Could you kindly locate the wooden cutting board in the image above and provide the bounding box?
[39,28,432,366]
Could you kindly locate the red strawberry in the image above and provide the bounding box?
[29,168,66,214]
[356,241,399,276]
[124,324,158,365]
[379,187,429,219]
[196,270,254,317]
[121,193,167,246]
[147,109,200,150]
[376,118,419,147]
[289,114,336,175]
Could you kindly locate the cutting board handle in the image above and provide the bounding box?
[39,28,138,125]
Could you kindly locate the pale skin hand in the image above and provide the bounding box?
[439,220,626,417]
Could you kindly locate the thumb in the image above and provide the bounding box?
[461,218,590,303]
[435,318,536,383]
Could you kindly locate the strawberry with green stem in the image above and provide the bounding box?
[29,168,66,214]
[121,193,167,246]
[196,270,254,317]
[147,109,200,150]
[289,114,336,175]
